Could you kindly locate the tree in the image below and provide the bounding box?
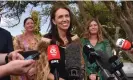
[31,10,41,36]
[74,1,133,62]
[104,1,133,62]
[0,1,40,27]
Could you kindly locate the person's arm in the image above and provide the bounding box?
[0,60,35,78]
[0,54,7,65]
[130,48,133,53]
[0,50,24,65]
[0,64,8,77]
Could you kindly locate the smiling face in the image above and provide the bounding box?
[52,8,70,31]
[24,18,34,32]
[88,20,99,35]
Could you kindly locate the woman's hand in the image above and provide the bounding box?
[88,74,99,80]
[47,73,64,80]
[26,67,36,80]
[130,42,133,53]
[129,42,133,54]
[26,61,36,80]
[5,60,35,75]
[48,73,54,80]
[8,50,24,62]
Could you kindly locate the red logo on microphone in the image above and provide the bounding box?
[50,46,57,56]
[47,45,60,61]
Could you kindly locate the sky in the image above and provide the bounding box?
[0,3,50,36]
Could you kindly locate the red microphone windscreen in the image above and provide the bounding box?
[47,45,60,61]
[122,40,131,50]
[116,39,131,50]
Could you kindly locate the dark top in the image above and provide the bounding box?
[44,33,70,79]
[0,27,14,80]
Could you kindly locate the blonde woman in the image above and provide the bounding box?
[81,18,112,80]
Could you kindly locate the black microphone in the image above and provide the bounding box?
[108,55,128,80]
[83,45,114,80]
[65,42,82,80]
[108,55,123,74]
[95,50,115,80]
[95,50,128,80]
[83,45,100,64]
[95,50,112,70]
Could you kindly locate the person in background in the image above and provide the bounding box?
[35,3,84,80]
[13,17,40,51]
[12,17,40,80]
[81,18,112,80]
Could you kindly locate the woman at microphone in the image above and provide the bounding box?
[81,18,113,80]
[35,3,84,80]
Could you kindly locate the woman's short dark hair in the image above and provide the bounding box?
[24,17,34,27]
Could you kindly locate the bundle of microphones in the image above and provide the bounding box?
[46,38,132,80]
[83,38,133,80]
[83,44,128,80]
[47,41,82,80]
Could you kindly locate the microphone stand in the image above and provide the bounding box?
[51,60,59,80]
[54,68,59,80]
[114,72,121,80]
[113,68,128,80]
[95,59,114,80]
[119,68,128,80]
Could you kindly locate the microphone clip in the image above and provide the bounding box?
[68,67,81,80]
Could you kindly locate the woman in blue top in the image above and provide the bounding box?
[81,18,112,80]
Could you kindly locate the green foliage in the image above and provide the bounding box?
[31,10,41,36]
[121,52,132,62]
[83,1,126,39]
[41,4,52,16]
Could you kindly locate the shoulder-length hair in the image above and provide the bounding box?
[48,3,73,45]
[83,18,104,42]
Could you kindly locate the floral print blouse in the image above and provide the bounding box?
[13,34,40,51]
[11,34,40,80]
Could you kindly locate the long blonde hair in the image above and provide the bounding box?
[35,41,50,80]
[83,18,104,42]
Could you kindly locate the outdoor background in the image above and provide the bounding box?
[0,0,133,64]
